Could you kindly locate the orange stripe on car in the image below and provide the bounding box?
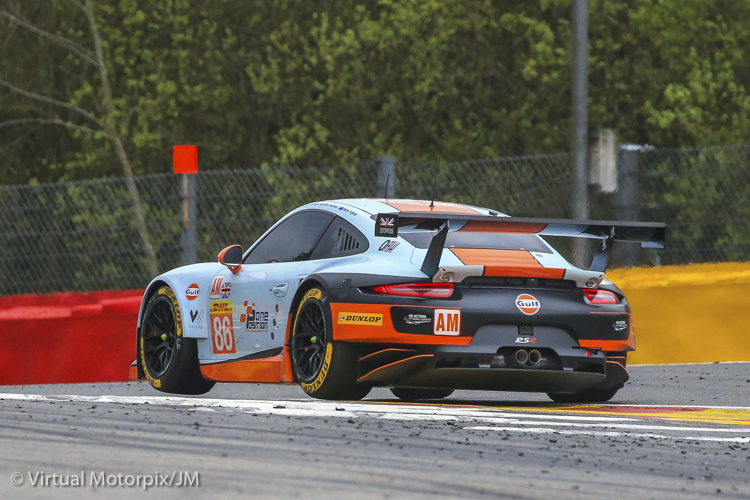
[377,199,480,214]
[330,302,471,345]
[282,313,294,382]
[128,361,139,381]
[358,354,434,382]
[360,348,416,362]
[450,249,566,280]
[457,220,547,234]
[200,355,287,383]
[579,333,636,352]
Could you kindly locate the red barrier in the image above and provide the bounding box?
[0,290,144,385]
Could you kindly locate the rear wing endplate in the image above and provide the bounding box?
[373,212,666,276]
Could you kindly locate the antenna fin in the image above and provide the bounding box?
[430,135,445,209]
[384,173,390,203]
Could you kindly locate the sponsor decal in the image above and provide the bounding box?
[390,307,433,334]
[434,309,461,336]
[185,283,200,300]
[378,240,400,253]
[514,337,537,344]
[375,213,398,237]
[189,309,204,324]
[404,313,431,325]
[303,289,322,301]
[614,320,628,331]
[210,275,224,300]
[310,202,357,216]
[515,294,540,316]
[337,313,383,326]
[337,206,357,216]
[210,301,236,354]
[240,301,269,332]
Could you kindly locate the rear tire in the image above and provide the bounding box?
[390,387,455,401]
[138,286,215,395]
[291,287,371,400]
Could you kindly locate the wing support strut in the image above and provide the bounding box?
[590,229,615,273]
[420,222,449,277]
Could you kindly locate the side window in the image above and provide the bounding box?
[244,211,335,264]
[310,216,369,259]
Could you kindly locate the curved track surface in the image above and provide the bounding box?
[1,363,749,499]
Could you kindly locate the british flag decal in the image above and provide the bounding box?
[375,213,399,237]
[219,281,232,299]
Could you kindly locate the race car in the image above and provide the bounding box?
[130,198,665,403]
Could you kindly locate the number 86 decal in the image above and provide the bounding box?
[210,302,236,354]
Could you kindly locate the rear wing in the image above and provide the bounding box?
[373,212,666,276]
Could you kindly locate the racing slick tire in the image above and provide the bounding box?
[547,353,627,403]
[138,285,215,395]
[291,287,371,401]
[389,388,455,401]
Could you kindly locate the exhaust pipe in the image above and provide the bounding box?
[514,349,529,364]
[528,349,542,366]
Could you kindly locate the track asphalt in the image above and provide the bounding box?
[0,362,748,499]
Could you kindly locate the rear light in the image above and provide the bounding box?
[583,288,619,304]
[372,282,454,298]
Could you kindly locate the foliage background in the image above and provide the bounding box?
[1,0,750,184]
[1,1,750,294]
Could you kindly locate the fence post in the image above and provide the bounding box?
[612,144,640,267]
[377,156,396,198]
[180,174,198,265]
[570,0,589,268]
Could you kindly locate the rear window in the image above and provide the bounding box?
[400,229,552,253]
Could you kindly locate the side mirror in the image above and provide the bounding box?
[218,245,243,274]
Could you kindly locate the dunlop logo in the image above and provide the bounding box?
[337,312,383,326]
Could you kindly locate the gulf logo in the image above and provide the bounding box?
[185,283,200,300]
[515,294,540,315]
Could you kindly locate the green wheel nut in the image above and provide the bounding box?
[161,333,167,341]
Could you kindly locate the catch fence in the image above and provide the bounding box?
[1,145,748,295]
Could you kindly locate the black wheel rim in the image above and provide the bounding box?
[142,296,178,378]
[292,300,328,382]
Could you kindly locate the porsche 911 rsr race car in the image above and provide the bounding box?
[130,199,665,403]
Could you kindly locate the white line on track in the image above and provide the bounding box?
[1,393,749,443]
[0,393,633,421]
[468,426,750,443]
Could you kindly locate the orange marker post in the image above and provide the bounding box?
[173,145,198,265]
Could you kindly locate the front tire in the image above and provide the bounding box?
[390,388,455,401]
[290,287,370,400]
[138,286,214,395]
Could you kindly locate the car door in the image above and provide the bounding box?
[212,210,336,361]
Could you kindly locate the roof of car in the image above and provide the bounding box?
[321,198,497,217]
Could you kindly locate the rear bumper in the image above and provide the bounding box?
[397,367,607,393]
[356,337,628,394]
